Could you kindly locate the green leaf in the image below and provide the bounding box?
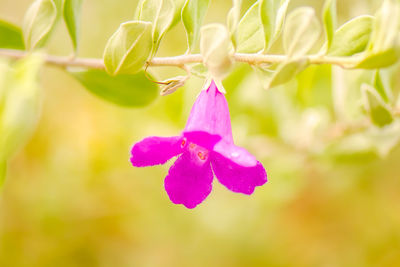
[327,15,373,56]
[273,0,290,40]
[357,0,400,69]
[0,54,43,161]
[22,0,58,50]
[267,58,309,89]
[283,7,321,57]
[236,1,264,53]
[356,48,399,69]
[181,0,210,52]
[322,0,336,50]
[200,23,233,79]
[373,70,390,103]
[137,0,175,55]
[63,0,83,52]
[259,0,277,51]
[70,69,158,107]
[367,0,400,53]
[0,20,25,50]
[362,83,393,127]
[103,21,153,75]
[170,0,186,28]
[227,0,242,48]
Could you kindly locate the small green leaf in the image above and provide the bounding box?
[0,54,43,161]
[373,70,390,103]
[237,1,264,53]
[0,20,25,50]
[71,69,158,107]
[357,0,400,69]
[273,0,290,40]
[267,58,309,89]
[22,0,57,50]
[322,0,336,50]
[327,15,373,56]
[367,0,400,53]
[181,0,210,52]
[227,0,242,48]
[137,0,175,55]
[259,0,277,51]
[189,63,207,77]
[283,7,321,57]
[103,21,153,75]
[356,48,399,69]
[200,23,233,79]
[63,0,83,52]
[170,0,186,28]
[362,83,393,127]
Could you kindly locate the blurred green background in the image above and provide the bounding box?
[1,0,400,266]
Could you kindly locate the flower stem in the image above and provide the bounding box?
[0,48,361,70]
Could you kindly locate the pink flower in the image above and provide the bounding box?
[131,81,267,209]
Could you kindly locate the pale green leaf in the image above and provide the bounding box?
[137,0,175,55]
[259,0,277,51]
[283,7,321,57]
[322,0,336,50]
[373,70,390,103]
[170,0,186,28]
[0,20,25,50]
[182,0,210,52]
[200,23,233,79]
[237,1,264,53]
[103,21,153,75]
[267,58,309,89]
[356,48,399,69]
[367,0,400,53]
[0,54,43,161]
[327,15,373,56]
[362,83,393,127]
[358,0,400,68]
[273,0,290,40]
[227,0,242,48]
[71,69,158,107]
[63,0,83,52]
[22,0,57,50]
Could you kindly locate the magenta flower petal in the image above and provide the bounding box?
[183,81,233,149]
[211,152,267,195]
[213,140,258,167]
[131,136,183,167]
[164,152,213,209]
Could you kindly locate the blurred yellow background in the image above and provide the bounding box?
[1,0,400,266]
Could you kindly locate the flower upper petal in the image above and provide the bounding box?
[211,151,267,195]
[164,152,213,209]
[131,136,183,167]
[183,81,233,149]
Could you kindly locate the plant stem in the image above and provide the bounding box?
[0,48,361,70]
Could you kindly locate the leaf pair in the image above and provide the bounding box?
[258,5,320,89]
[327,0,400,68]
[235,0,290,53]
[22,0,82,52]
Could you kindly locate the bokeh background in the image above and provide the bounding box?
[1,0,400,266]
